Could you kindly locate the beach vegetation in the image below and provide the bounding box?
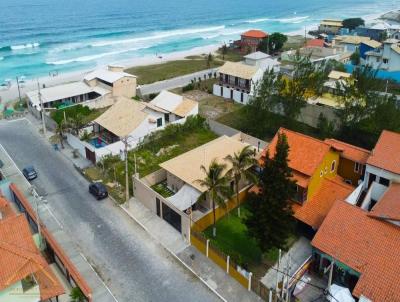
[125,59,223,84]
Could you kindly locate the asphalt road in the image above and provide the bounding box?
[0,119,221,302]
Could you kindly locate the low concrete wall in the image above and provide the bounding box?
[297,102,339,128]
[134,174,190,242]
[29,106,58,131]
[141,169,167,186]
[207,119,268,150]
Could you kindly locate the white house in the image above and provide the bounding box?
[213,51,280,104]
[67,91,198,163]
[26,65,137,111]
[364,38,400,71]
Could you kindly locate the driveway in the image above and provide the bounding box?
[0,119,221,302]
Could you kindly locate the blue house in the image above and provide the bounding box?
[353,27,386,41]
[359,40,382,60]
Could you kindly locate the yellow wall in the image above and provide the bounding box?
[307,150,339,200]
[337,158,363,186]
[192,189,248,232]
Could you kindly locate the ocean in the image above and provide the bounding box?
[0,0,398,82]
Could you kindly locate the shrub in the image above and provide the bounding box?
[182,83,194,92]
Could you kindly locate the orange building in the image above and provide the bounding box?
[257,128,368,231]
[240,30,268,53]
[0,196,64,301]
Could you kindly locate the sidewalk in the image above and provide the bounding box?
[123,198,262,302]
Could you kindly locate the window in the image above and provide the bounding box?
[320,171,323,177]
[220,86,223,96]
[331,160,336,172]
[354,162,360,173]
[230,89,233,99]
[379,177,390,187]
[383,58,389,64]
[164,113,169,123]
[240,93,244,103]
[156,118,162,127]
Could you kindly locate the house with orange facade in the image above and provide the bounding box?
[309,130,400,301]
[0,195,64,302]
[258,128,369,231]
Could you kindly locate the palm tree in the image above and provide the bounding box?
[195,159,231,237]
[221,44,228,60]
[55,120,68,149]
[225,146,257,217]
[206,53,213,68]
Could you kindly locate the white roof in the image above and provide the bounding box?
[26,82,109,107]
[328,285,355,302]
[149,90,198,117]
[244,51,270,60]
[218,61,259,80]
[167,184,201,211]
[150,90,183,112]
[84,69,135,84]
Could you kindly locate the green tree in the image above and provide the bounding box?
[195,159,232,237]
[225,146,257,217]
[342,18,365,30]
[245,133,296,252]
[259,32,288,54]
[317,113,336,137]
[350,50,361,65]
[249,69,282,113]
[206,53,213,68]
[70,287,85,302]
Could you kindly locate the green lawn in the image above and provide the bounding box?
[84,117,218,197]
[125,59,223,85]
[204,206,263,267]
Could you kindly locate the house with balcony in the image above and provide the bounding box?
[307,130,400,301]
[257,129,369,232]
[67,91,198,163]
[318,20,343,34]
[213,52,279,104]
[0,196,64,302]
[26,65,137,111]
[333,35,373,53]
[364,38,400,71]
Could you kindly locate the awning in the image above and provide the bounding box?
[167,184,201,211]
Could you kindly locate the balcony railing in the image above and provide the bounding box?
[219,80,250,91]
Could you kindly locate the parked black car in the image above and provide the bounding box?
[22,166,37,180]
[89,182,108,200]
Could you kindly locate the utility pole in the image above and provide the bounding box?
[16,76,22,104]
[37,80,46,137]
[327,259,335,294]
[122,136,130,207]
[275,249,282,299]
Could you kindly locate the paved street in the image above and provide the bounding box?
[139,68,217,95]
[0,119,221,302]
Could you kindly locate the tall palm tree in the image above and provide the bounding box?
[225,146,257,217]
[221,44,227,60]
[195,159,231,237]
[206,53,213,68]
[55,120,68,149]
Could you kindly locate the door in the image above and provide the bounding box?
[162,203,181,233]
[85,147,96,164]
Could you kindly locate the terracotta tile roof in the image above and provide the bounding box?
[306,39,325,48]
[292,171,310,188]
[0,215,64,299]
[324,139,370,164]
[241,30,268,39]
[369,182,400,221]
[0,196,15,219]
[312,201,400,302]
[293,176,353,228]
[263,128,331,177]
[367,130,400,174]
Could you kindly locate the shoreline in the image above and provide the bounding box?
[1,9,396,104]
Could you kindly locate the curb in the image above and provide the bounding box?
[117,202,227,302]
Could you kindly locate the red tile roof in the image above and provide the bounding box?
[312,201,400,302]
[0,196,15,219]
[264,128,331,177]
[369,182,400,221]
[293,176,353,228]
[324,139,370,164]
[241,30,268,39]
[306,39,325,48]
[0,214,64,300]
[367,130,400,174]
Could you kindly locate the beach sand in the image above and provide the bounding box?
[0,44,220,104]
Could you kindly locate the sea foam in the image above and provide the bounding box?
[11,43,40,50]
